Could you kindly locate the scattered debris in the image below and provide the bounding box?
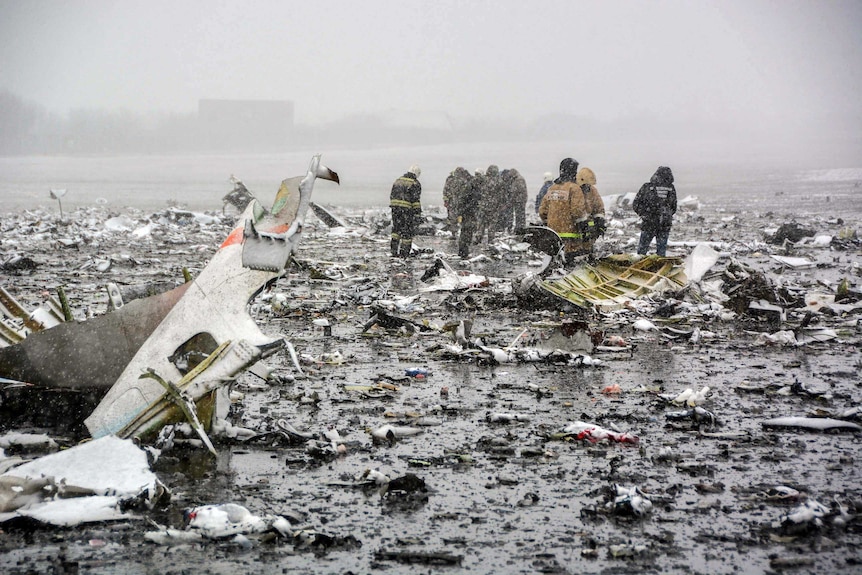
[1,156,340,448]
[0,174,859,573]
[553,421,639,444]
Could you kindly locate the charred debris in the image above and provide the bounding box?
[0,162,860,572]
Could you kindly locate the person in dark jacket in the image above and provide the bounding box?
[442,168,468,232]
[454,169,480,258]
[476,165,504,244]
[500,168,528,232]
[534,172,554,214]
[633,166,677,256]
[389,165,422,258]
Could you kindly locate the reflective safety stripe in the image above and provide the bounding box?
[558,232,583,239]
[411,202,422,209]
[391,232,401,240]
[390,199,412,208]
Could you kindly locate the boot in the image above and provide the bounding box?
[399,241,413,258]
[390,238,400,257]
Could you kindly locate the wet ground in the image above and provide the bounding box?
[0,188,860,574]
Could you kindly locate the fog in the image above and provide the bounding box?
[1,0,861,166]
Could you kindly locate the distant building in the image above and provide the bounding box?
[198,99,294,151]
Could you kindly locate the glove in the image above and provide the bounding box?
[594,217,607,237]
[575,220,591,237]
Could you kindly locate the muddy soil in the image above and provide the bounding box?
[1,194,860,575]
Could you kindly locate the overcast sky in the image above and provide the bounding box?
[1,0,860,138]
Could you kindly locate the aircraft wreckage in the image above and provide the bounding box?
[0,168,701,453]
[540,254,689,311]
[517,224,693,311]
[0,155,339,452]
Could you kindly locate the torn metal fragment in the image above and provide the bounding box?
[541,254,688,310]
[84,156,337,439]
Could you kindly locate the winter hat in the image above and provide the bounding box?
[409,164,421,177]
[656,166,673,184]
[557,158,579,183]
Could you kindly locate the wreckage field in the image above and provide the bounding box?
[1,180,860,574]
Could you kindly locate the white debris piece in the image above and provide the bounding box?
[633,318,659,332]
[677,195,701,211]
[3,435,158,497]
[371,424,423,440]
[754,330,797,346]
[795,234,832,247]
[611,485,654,515]
[762,417,862,432]
[18,495,128,526]
[358,469,390,485]
[0,433,58,451]
[104,216,137,232]
[186,503,268,538]
[770,255,815,269]
[796,328,838,345]
[772,499,831,529]
[684,243,721,283]
[749,300,786,322]
[0,436,164,526]
[131,222,157,238]
[672,386,710,406]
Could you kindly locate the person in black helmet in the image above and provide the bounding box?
[633,166,677,256]
[389,165,422,258]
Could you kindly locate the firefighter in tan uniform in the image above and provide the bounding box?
[539,158,606,264]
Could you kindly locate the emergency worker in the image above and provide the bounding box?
[574,167,606,251]
[455,169,480,258]
[470,168,485,244]
[389,165,422,258]
[539,158,606,263]
[476,165,504,243]
[633,166,677,256]
[442,168,464,232]
[500,168,528,232]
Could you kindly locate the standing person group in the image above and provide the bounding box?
[388,161,678,264]
[474,165,528,244]
[440,164,528,258]
[538,158,606,263]
[389,164,422,258]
